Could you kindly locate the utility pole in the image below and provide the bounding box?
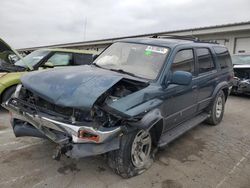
[84,17,87,41]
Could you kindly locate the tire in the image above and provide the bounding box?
[205,90,225,125]
[108,129,154,178]
[2,86,16,103]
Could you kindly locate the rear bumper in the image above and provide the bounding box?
[3,98,122,158]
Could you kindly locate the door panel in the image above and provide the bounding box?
[161,49,198,132]
[196,48,217,111]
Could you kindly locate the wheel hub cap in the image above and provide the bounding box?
[131,130,152,168]
[216,96,223,118]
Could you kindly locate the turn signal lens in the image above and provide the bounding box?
[78,130,100,142]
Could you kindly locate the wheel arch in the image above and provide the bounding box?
[129,108,164,146]
[212,81,229,101]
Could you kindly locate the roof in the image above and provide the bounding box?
[119,37,221,48]
[18,21,250,51]
[38,48,98,54]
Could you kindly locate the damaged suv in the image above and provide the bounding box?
[3,37,233,178]
[231,54,250,95]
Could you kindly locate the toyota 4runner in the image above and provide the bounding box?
[3,37,233,178]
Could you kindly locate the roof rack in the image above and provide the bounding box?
[151,35,219,44]
[151,34,198,41]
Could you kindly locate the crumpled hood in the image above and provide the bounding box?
[21,65,143,110]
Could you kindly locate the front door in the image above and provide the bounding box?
[161,48,198,132]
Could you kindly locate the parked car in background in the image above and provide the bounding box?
[231,54,250,95]
[3,37,233,178]
[0,38,98,102]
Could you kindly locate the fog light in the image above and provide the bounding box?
[78,130,100,142]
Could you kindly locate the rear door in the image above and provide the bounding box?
[195,47,218,111]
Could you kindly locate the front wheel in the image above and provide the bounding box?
[205,90,225,125]
[108,129,153,178]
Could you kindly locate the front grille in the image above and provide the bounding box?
[16,88,93,123]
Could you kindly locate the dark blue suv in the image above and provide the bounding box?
[4,37,234,178]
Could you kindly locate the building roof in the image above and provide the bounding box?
[18,21,250,52]
[39,48,98,54]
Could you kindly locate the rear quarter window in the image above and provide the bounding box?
[213,46,232,69]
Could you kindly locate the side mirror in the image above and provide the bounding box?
[44,62,54,68]
[171,71,192,85]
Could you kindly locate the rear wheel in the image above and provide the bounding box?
[205,90,225,125]
[108,129,153,178]
[2,86,16,103]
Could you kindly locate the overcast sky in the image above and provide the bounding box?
[0,0,250,49]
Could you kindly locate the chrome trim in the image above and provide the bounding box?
[41,116,121,143]
[3,100,121,144]
[13,84,22,98]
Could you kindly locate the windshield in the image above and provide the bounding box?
[94,42,169,79]
[232,54,250,65]
[15,50,50,68]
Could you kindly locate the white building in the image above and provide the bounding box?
[18,21,250,55]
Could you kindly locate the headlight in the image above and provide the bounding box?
[0,73,7,78]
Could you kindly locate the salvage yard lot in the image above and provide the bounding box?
[0,95,250,188]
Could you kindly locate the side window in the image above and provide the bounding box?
[171,49,195,74]
[74,53,93,65]
[213,46,232,69]
[197,48,215,74]
[47,53,72,66]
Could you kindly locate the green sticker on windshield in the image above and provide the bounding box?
[144,50,152,56]
[146,46,168,54]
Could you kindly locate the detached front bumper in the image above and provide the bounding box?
[3,98,122,158]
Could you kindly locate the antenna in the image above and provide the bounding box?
[84,17,87,41]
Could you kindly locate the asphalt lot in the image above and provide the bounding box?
[0,95,250,188]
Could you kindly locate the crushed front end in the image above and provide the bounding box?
[232,65,250,95]
[3,84,123,159]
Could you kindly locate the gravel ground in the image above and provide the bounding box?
[0,95,249,188]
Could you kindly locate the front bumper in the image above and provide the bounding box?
[3,98,122,158]
[232,78,250,95]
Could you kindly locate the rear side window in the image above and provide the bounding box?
[197,48,215,74]
[213,46,232,69]
[171,49,195,74]
[74,54,93,65]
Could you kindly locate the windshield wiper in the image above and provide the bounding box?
[93,64,141,78]
[92,63,103,68]
[109,68,137,77]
